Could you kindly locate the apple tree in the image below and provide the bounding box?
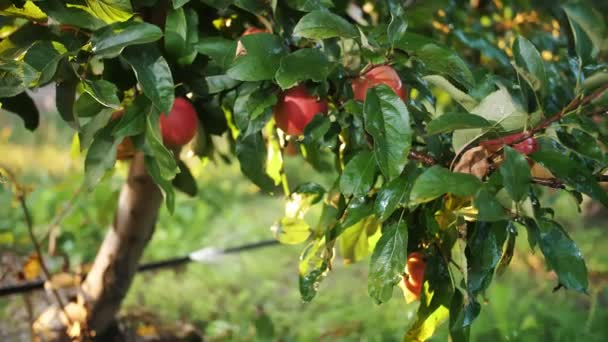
[1,0,607,340]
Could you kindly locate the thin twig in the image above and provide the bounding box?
[532,175,608,189]
[0,164,73,326]
[41,185,84,254]
[23,294,35,341]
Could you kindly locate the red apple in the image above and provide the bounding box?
[351,65,407,102]
[403,252,426,300]
[242,27,267,36]
[273,85,328,136]
[160,97,199,147]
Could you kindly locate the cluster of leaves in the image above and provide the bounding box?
[1,0,608,340]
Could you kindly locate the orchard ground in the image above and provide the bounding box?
[1,102,608,341]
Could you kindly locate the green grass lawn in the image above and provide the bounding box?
[2,114,607,341]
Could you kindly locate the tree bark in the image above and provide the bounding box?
[82,152,162,334]
[34,153,162,340]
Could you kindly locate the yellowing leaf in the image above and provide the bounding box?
[271,217,311,244]
[22,254,41,280]
[405,284,450,341]
[136,324,158,337]
[340,216,380,264]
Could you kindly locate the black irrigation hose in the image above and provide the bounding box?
[0,239,280,298]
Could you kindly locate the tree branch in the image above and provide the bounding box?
[532,175,608,189]
[408,150,436,165]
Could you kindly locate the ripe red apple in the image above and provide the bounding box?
[351,65,407,102]
[273,85,328,136]
[242,27,267,36]
[403,252,426,300]
[160,97,199,147]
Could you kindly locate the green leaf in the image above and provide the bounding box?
[496,230,516,276]
[91,21,163,58]
[392,32,474,89]
[530,138,608,207]
[74,92,105,118]
[453,29,510,66]
[81,79,121,109]
[339,150,377,197]
[0,92,39,130]
[409,166,482,206]
[426,112,491,135]
[562,3,606,63]
[173,0,191,8]
[173,160,197,196]
[467,221,508,296]
[474,188,508,222]
[38,0,106,31]
[112,95,149,138]
[452,86,528,151]
[368,221,408,304]
[84,126,119,188]
[387,2,407,48]
[538,218,588,292]
[422,75,478,111]
[0,58,37,98]
[512,36,547,94]
[557,129,604,162]
[164,6,199,64]
[122,44,175,114]
[293,9,357,39]
[374,163,419,222]
[55,77,78,127]
[233,0,265,13]
[78,109,113,150]
[299,238,330,301]
[24,41,66,85]
[85,0,133,23]
[196,37,237,70]
[286,0,333,11]
[0,1,46,21]
[275,48,334,89]
[205,75,240,94]
[227,34,288,81]
[499,146,531,202]
[164,7,187,58]
[363,84,412,181]
[235,133,275,191]
[582,70,608,92]
[144,155,176,213]
[339,196,373,230]
[145,111,179,181]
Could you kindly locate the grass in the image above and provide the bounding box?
[1,113,607,341]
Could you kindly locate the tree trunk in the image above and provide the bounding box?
[83,152,162,334]
[34,153,162,340]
